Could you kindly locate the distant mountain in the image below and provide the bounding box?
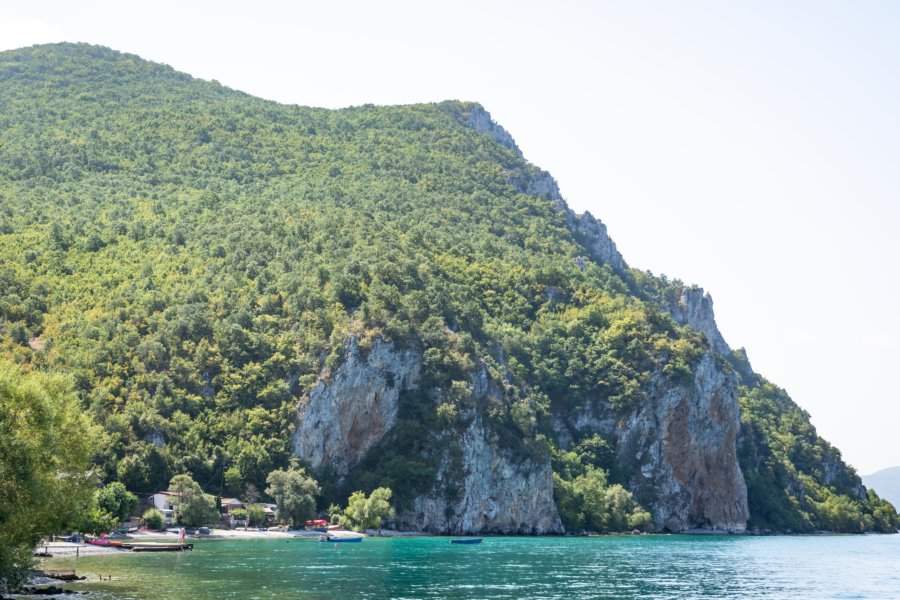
[0,42,896,534]
[862,467,900,508]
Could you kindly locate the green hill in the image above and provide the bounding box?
[0,43,895,533]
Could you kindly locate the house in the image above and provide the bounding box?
[221,498,245,527]
[263,503,277,523]
[151,491,180,526]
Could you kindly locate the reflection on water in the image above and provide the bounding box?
[45,534,900,599]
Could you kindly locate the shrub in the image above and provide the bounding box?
[142,508,164,530]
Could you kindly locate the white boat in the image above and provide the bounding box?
[319,531,365,543]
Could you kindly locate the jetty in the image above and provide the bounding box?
[122,542,194,552]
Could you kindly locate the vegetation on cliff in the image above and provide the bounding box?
[0,43,894,535]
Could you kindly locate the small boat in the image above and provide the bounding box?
[450,538,483,544]
[85,535,124,548]
[318,534,363,543]
[306,519,330,533]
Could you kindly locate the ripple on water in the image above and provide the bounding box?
[40,534,900,599]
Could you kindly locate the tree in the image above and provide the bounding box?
[96,482,138,523]
[79,482,139,534]
[343,487,395,533]
[142,508,164,530]
[326,503,350,529]
[169,474,216,527]
[0,361,97,590]
[247,504,268,527]
[224,467,243,498]
[265,467,320,527]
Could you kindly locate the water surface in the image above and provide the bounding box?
[44,534,900,599]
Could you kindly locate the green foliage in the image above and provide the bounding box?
[338,487,396,532]
[229,508,248,521]
[96,482,138,523]
[0,43,886,537]
[738,381,898,532]
[224,467,243,498]
[0,360,97,590]
[169,474,217,527]
[0,44,707,509]
[552,444,650,533]
[141,507,164,530]
[80,482,138,534]
[246,504,268,527]
[265,467,320,527]
[80,506,119,535]
[326,503,350,529]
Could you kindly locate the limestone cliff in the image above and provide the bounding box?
[294,338,562,533]
[397,420,562,534]
[659,287,731,357]
[293,338,421,477]
[619,354,748,531]
[553,353,749,532]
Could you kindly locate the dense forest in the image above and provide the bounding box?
[0,43,895,550]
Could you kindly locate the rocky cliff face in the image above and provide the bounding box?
[397,420,563,534]
[465,105,519,152]
[294,338,562,533]
[553,352,749,532]
[291,107,748,534]
[618,354,748,531]
[293,338,421,477]
[661,287,732,357]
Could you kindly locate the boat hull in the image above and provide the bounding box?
[450,538,483,544]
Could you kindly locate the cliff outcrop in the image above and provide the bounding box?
[397,420,563,534]
[553,353,749,532]
[293,338,421,477]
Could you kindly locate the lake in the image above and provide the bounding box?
[43,534,900,599]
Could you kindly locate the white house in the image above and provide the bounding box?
[151,491,180,526]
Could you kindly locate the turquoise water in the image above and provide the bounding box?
[45,534,900,599]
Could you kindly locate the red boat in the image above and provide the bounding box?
[305,519,330,532]
[85,534,124,547]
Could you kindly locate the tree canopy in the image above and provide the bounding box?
[0,360,97,589]
[0,43,893,535]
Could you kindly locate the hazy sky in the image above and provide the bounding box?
[2,1,898,474]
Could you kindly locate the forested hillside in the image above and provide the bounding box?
[0,43,894,534]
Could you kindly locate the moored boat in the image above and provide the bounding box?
[85,534,124,547]
[450,538,483,544]
[318,533,364,543]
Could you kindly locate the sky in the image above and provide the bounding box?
[2,1,898,474]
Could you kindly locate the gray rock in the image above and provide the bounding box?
[293,337,421,477]
[465,105,519,152]
[661,287,731,357]
[396,421,563,535]
[617,353,749,532]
